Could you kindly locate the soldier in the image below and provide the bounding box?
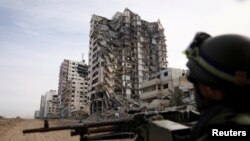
[185,32,250,140]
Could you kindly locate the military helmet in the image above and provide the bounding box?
[185,32,250,89]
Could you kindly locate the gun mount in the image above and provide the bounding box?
[23,110,199,141]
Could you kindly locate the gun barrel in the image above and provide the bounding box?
[86,118,132,128]
[23,118,133,134]
[23,125,73,133]
[88,124,132,134]
[86,132,135,140]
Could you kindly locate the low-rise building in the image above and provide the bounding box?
[140,68,194,105]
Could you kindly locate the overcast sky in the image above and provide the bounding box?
[0,0,250,118]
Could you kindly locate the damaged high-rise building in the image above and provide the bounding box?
[58,59,89,118]
[88,8,167,113]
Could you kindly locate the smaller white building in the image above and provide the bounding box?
[40,90,59,118]
[140,68,194,104]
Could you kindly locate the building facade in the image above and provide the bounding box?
[58,59,89,118]
[34,110,40,119]
[39,90,59,118]
[39,94,46,118]
[140,68,194,105]
[88,8,167,113]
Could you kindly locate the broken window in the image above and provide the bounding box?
[164,71,168,76]
[163,83,168,89]
[158,84,161,90]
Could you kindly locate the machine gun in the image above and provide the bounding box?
[23,110,199,141]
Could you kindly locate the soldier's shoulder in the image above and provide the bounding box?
[208,109,250,125]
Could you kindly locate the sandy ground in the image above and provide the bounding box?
[0,119,80,141]
[0,119,132,141]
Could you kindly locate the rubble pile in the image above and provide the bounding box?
[148,99,170,111]
[85,94,196,121]
[85,109,129,121]
[85,98,170,121]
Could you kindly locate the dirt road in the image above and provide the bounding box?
[0,119,80,141]
[0,119,133,141]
